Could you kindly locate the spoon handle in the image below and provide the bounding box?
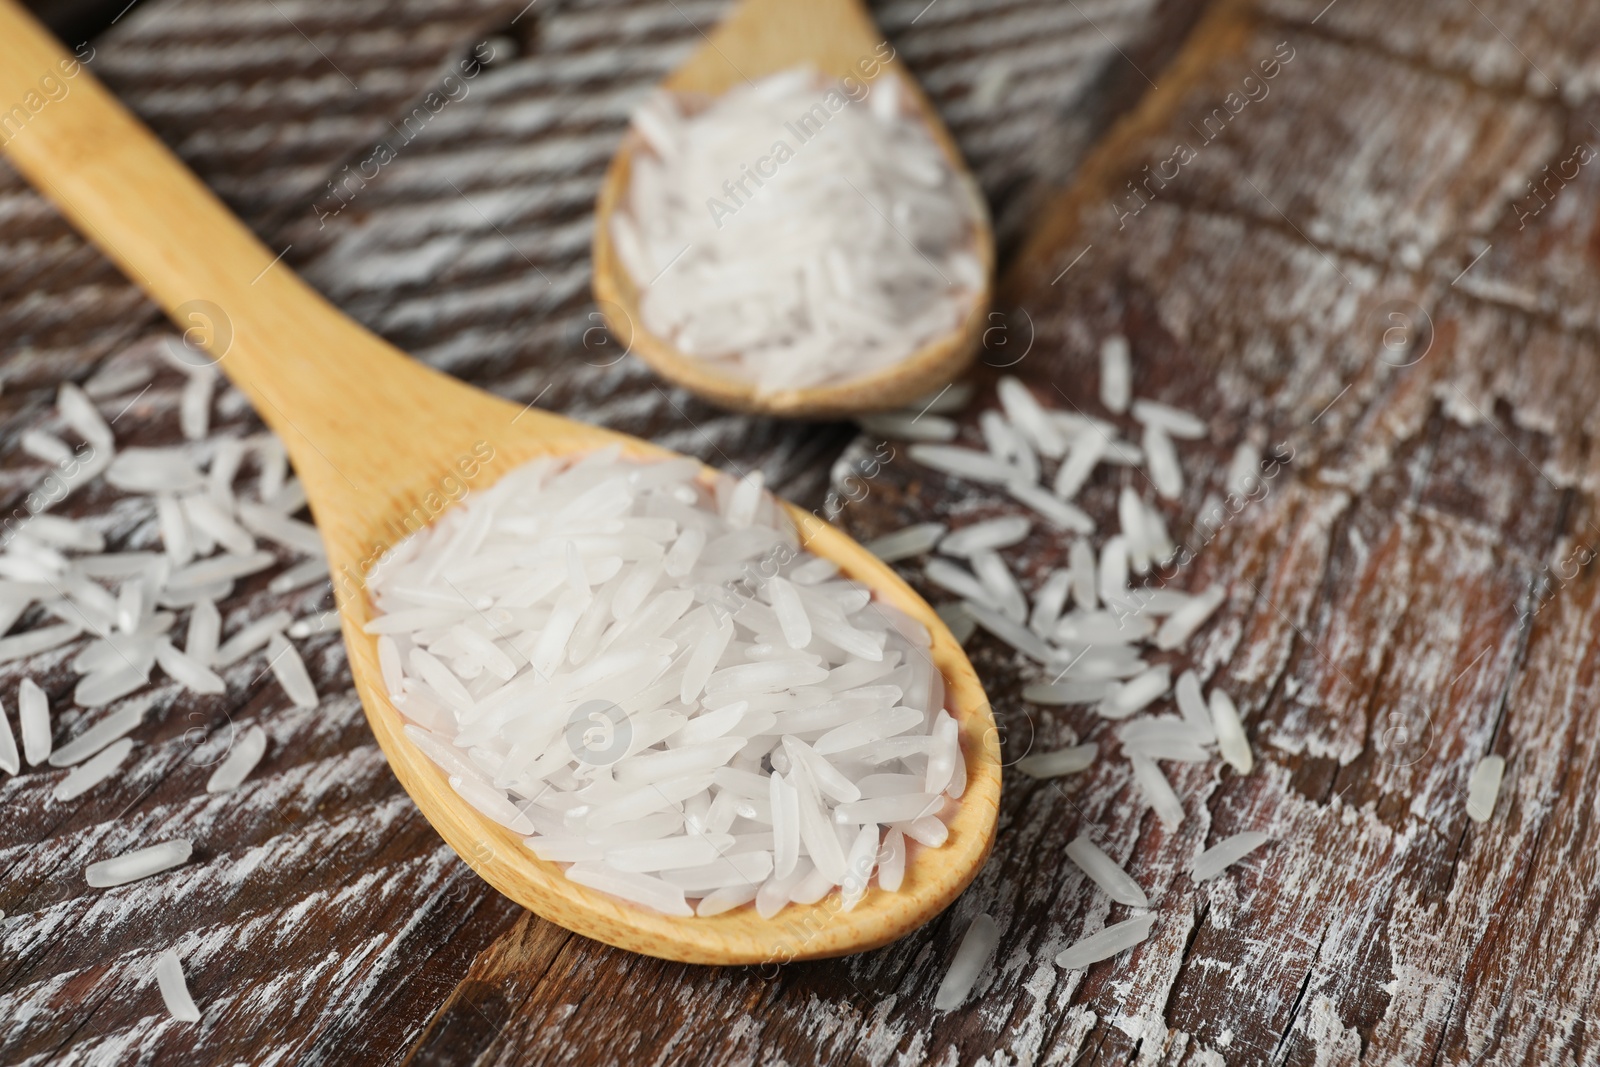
[0,0,407,440]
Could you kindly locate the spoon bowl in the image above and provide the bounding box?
[0,0,1000,964]
[591,0,995,418]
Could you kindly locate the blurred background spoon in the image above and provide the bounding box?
[591,0,995,419]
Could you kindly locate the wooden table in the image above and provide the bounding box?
[1,0,1594,1062]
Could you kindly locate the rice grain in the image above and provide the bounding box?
[935,913,998,1010]
[1466,754,1506,823]
[86,838,193,887]
[1065,836,1148,906]
[1192,830,1272,882]
[154,948,202,1022]
[1056,914,1155,970]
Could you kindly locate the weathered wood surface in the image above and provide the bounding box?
[0,0,1218,1063]
[9,0,1598,1059]
[834,0,1600,1063]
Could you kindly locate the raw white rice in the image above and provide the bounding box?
[864,523,947,563]
[1027,569,1072,638]
[22,429,73,465]
[27,515,104,553]
[908,445,1017,485]
[265,633,318,710]
[76,665,148,708]
[214,611,292,667]
[236,502,323,557]
[0,361,324,806]
[19,678,50,764]
[84,358,154,397]
[154,948,202,1022]
[1154,587,1225,651]
[268,557,330,594]
[52,737,134,801]
[1119,486,1150,574]
[857,413,958,443]
[1227,441,1261,497]
[179,370,214,441]
[1096,666,1170,720]
[1208,688,1252,774]
[1174,670,1217,741]
[1099,336,1131,414]
[997,377,1067,458]
[1098,536,1130,608]
[0,701,16,774]
[1065,836,1148,906]
[1127,753,1184,830]
[48,704,144,767]
[827,316,1264,976]
[1055,610,1154,646]
[1014,740,1097,781]
[878,827,906,891]
[1141,499,1175,564]
[208,439,244,507]
[616,69,985,393]
[1466,754,1505,823]
[105,448,205,494]
[697,884,760,916]
[1118,718,1211,762]
[1132,399,1206,439]
[1052,430,1104,500]
[59,382,114,452]
[365,455,961,917]
[970,550,1028,623]
[959,600,1056,662]
[935,913,999,1011]
[1006,480,1094,534]
[86,838,193,888]
[1056,913,1154,970]
[0,623,83,665]
[925,558,997,608]
[1068,540,1097,611]
[1142,423,1182,500]
[1099,438,1145,467]
[1020,681,1116,706]
[206,724,268,793]
[1193,830,1271,882]
[940,516,1031,557]
[980,410,1040,485]
[256,438,288,502]
[155,639,225,695]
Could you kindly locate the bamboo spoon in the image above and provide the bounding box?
[591,0,995,419]
[0,1,999,965]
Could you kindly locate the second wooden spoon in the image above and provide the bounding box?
[591,0,996,418]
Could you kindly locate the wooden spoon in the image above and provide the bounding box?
[591,0,995,419]
[0,1,999,964]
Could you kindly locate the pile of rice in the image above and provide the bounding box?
[611,67,987,394]
[364,451,964,919]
